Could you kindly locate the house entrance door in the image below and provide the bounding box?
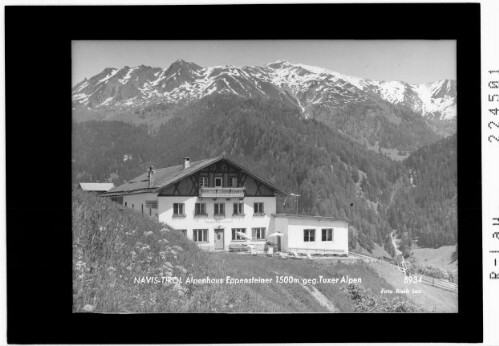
[214,229,224,250]
[277,236,281,252]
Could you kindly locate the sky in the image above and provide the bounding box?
[72,40,456,86]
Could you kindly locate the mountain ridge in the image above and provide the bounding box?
[73,59,456,125]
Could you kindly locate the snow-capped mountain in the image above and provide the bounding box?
[72,59,456,138]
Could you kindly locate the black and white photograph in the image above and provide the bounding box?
[5,2,489,343]
[72,40,458,313]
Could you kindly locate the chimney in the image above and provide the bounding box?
[148,166,155,187]
[183,157,190,169]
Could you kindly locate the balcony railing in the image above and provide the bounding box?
[199,187,245,198]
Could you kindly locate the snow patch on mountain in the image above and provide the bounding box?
[294,63,367,90]
[98,97,114,107]
[72,60,456,122]
[413,81,456,120]
[376,81,408,104]
[97,69,119,84]
[119,67,138,84]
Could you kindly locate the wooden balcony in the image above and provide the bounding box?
[199,187,245,198]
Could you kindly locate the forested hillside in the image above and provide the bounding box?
[309,98,441,153]
[387,135,457,250]
[73,94,456,252]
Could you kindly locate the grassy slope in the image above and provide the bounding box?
[411,245,457,272]
[370,261,457,312]
[353,242,392,259]
[73,190,437,313]
[209,252,413,313]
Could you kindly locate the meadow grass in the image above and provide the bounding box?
[73,189,433,313]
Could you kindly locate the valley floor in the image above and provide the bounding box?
[411,245,457,272]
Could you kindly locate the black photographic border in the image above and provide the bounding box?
[6,3,482,343]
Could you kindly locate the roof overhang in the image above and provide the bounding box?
[101,156,290,197]
[100,188,157,198]
[219,157,289,196]
[154,156,290,196]
[272,213,349,224]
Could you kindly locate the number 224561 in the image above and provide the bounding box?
[489,76,499,143]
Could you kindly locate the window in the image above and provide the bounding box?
[193,229,208,242]
[233,202,244,215]
[145,201,158,209]
[228,177,238,187]
[173,203,185,216]
[179,229,187,237]
[146,201,158,216]
[111,196,123,204]
[199,177,208,187]
[214,203,225,216]
[195,203,207,215]
[232,228,247,241]
[252,227,266,240]
[304,229,315,242]
[322,228,333,241]
[254,202,264,215]
[125,202,127,207]
[215,177,223,187]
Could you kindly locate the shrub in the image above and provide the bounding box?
[409,263,454,280]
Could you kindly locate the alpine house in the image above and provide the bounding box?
[101,156,348,254]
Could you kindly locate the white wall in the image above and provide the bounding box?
[158,196,276,251]
[268,216,289,251]
[123,193,159,218]
[273,217,348,254]
[121,193,348,255]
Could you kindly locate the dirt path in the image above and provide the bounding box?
[301,284,338,312]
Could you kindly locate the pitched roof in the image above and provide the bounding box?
[79,182,115,192]
[101,157,220,197]
[101,156,288,197]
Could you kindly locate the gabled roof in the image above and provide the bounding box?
[79,182,115,192]
[101,156,288,197]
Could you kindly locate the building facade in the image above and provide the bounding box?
[101,156,348,254]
